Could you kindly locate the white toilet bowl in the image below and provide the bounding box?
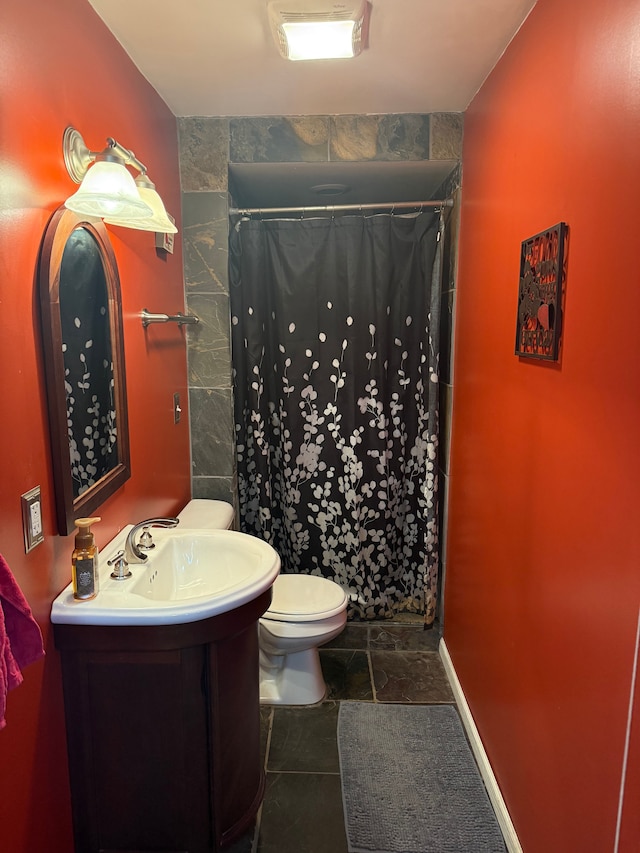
[177,500,348,706]
[259,573,348,706]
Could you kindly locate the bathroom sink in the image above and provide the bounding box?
[51,526,281,626]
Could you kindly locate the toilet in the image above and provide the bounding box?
[177,499,348,705]
[259,573,347,705]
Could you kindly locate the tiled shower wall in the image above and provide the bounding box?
[177,114,462,607]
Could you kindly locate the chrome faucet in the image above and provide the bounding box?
[124,517,180,565]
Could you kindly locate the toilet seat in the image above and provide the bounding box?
[259,609,346,641]
[265,574,348,623]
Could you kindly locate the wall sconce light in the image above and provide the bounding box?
[103,174,177,234]
[63,127,177,234]
[268,0,370,61]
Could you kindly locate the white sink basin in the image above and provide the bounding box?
[51,526,281,626]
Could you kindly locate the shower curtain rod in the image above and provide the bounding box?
[229,198,453,217]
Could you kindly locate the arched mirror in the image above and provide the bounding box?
[39,206,130,535]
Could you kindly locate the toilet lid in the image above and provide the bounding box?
[267,573,348,622]
[177,499,234,529]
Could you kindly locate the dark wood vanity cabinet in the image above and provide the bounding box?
[53,590,270,853]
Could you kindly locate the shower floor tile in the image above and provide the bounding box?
[319,649,374,701]
[268,702,340,773]
[369,623,441,652]
[371,650,455,703]
[257,772,348,853]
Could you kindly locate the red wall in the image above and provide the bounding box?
[1,1,190,849]
[445,0,640,850]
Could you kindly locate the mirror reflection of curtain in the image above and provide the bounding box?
[230,212,443,623]
[59,229,117,499]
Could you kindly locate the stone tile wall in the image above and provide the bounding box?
[177,114,463,577]
[179,119,234,504]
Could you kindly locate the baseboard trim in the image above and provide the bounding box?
[439,639,522,853]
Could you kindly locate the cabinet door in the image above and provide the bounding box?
[61,646,211,853]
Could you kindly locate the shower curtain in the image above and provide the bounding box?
[229,211,443,623]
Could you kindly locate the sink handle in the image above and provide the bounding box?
[107,550,132,580]
[138,527,156,551]
[124,517,180,565]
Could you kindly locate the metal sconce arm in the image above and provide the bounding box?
[105,137,147,177]
[64,127,148,183]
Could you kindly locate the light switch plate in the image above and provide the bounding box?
[21,486,44,553]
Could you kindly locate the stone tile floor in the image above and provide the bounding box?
[228,620,456,853]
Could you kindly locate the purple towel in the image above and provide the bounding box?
[0,553,45,729]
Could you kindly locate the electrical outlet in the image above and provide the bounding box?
[21,486,44,553]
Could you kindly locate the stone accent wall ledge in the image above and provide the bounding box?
[228,113,460,164]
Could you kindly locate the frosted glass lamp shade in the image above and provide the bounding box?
[104,183,177,233]
[65,161,152,220]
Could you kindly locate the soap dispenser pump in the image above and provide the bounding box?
[72,517,101,601]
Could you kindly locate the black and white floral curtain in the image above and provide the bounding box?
[230,211,443,623]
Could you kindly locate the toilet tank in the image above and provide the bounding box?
[177,499,234,530]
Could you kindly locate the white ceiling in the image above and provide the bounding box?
[87,0,537,118]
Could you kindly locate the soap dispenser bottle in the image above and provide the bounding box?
[72,517,101,601]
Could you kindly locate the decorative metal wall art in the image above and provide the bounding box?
[515,222,567,361]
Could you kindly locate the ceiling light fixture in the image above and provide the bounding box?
[62,127,177,233]
[268,0,370,61]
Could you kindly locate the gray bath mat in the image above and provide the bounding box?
[337,702,506,853]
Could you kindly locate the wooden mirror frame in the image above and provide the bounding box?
[39,206,130,535]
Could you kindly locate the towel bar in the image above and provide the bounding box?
[141,309,200,328]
